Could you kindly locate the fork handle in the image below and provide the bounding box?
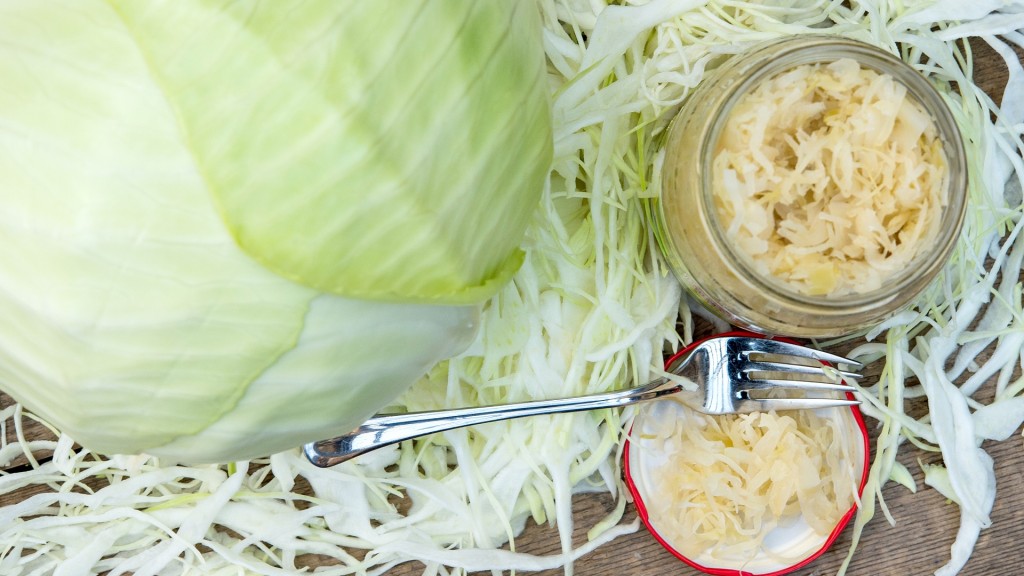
[303,378,677,467]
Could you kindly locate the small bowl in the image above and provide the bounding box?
[624,333,870,576]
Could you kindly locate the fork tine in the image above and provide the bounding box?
[741,338,862,367]
[742,379,858,393]
[738,397,861,413]
[742,360,861,381]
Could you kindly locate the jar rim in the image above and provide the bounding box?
[697,36,968,311]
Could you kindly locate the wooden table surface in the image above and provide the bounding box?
[1,39,1022,576]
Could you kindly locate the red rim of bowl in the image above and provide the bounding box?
[623,330,871,576]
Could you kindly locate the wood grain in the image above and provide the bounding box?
[1,35,1021,576]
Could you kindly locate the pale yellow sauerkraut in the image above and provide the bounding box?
[646,406,856,561]
[712,58,948,296]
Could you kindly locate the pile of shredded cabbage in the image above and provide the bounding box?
[1,1,1023,575]
[713,58,949,296]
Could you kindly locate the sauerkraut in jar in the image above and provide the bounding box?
[712,58,948,297]
[649,37,967,337]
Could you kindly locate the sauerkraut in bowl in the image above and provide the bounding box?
[624,336,870,576]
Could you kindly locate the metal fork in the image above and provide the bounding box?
[303,336,861,467]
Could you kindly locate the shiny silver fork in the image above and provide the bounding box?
[304,336,861,467]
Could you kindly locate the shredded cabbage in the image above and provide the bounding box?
[1,2,1023,576]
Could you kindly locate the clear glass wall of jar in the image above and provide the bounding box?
[649,36,967,338]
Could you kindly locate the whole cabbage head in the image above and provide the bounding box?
[0,0,551,462]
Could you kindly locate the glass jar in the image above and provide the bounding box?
[649,36,967,338]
